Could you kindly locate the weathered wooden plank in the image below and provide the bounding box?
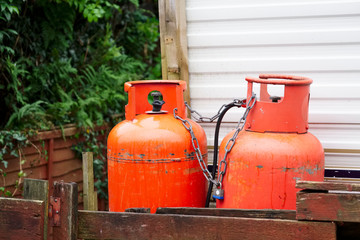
[53,137,82,150]
[175,0,190,104]
[159,0,190,105]
[52,181,78,240]
[52,168,83,183]
[53,148,77,162]
[5,152,47,173]
[125,208,151,213]
[0,197,44,240]
[156,207,296,220]
[31,124,108,141]
[24,178,49,240]
[297,191,360,222]
[2,165,47,187]
[82,152,97,211]
[47,138,54,188]
[52,158,82,177]
[159,0,175,80]
[296,180,360,192]
[78,210,336,240]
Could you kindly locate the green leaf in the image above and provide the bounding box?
[8,6,19,15]
[10,149,18,157]
[129,0,139,7]
[18,170,24,177]
[2,160,8,168]
[1,3,6,12]
[7,29,17,35]
[4,11,10,21]
[13,132,27,141]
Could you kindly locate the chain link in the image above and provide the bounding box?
[173,97,256,189]
[173,108,218,186]
[185,99,244,123]
[217,93,257,189]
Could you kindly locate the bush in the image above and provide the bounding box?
[0,0,161,198]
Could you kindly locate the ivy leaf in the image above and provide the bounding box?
[18,170,26,177]
[12,132,27,141]
[10,149,18,157]
[2,160,8,168]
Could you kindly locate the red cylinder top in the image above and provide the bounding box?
[124,80,187,120]
[245,74,313,133]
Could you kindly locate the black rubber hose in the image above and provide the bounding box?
[205,102,238,207]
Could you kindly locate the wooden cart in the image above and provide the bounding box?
[1,178,360,239]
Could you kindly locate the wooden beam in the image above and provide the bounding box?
[52,181,78,240]
[82,152,97,211]
[0,197,44,240]
[159,0,190,105]
[156,207,296,220]
[78,210,336,239]
[125,208,151,213]
[23,178,49,240]
[47,138,54,188]
[175,0,190,104]
[297,190,360,222]
[296,180,360,192]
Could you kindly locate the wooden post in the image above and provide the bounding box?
[296,181,360,222]
[52,181,78,240]
[159,0,190,105]
[23,178,49,240]
[156,207,296,220]
[0,197,45,240]
[47,138,54,188]
[77,210,336,239]
[82,152,97,211]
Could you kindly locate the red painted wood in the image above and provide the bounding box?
[47,138,54,189]
[52,181,78,240]
[297,191,360,222]
[0,197,44,240]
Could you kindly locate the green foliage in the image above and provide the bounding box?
[0,0,19,54]
[1,0,160,130]
[71,128,108,198]
[0,130,29,197]
[0,0,161,198]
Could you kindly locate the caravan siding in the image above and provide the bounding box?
[186,0,360,179]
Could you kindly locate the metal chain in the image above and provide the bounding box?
[185,99,244,123]
[217,93,257,189]
[173,108,218,185]
[173,98,254,187]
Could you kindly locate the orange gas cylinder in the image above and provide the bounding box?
[107,80,207,213]
[216,74,324,210]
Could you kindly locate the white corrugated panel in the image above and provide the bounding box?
[186,0,360,173]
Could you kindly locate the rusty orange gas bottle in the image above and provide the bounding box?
[216,74,324,210]
[107,80,207,213]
